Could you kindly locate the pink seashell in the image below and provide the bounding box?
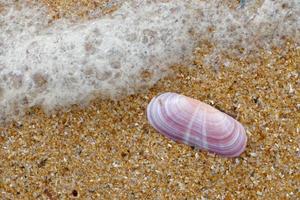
[147,92,247,157]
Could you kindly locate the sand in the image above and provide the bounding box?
[40,0,121,19]
[0,1,299,199]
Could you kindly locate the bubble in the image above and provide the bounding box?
[142,29,157,45]
[98,71,113,81]
[113,72,122,79]
[32,72,47,88]
[84,42,96,55]
[125,33,137,42]
[0,87,3,100]
[110,61,122,69]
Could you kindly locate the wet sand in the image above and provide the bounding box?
[0,1,299,199]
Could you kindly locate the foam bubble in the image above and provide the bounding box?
[0,0,298,122]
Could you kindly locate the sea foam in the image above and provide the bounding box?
[0,0,298,122]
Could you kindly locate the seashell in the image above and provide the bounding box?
[146,92,247,157]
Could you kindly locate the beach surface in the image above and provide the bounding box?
[0,0,299,199]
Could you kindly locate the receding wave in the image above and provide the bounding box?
[0,0,298,122]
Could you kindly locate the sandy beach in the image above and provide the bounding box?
[0,0,299,199]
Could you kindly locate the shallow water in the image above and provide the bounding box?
[0,0,298,122]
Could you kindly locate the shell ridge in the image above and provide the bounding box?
[206,121,241,151]
[216,125,247,156]
[199,108,209,150]
[154,94,187,138]
[164,94,188,134]
[183,104,201,145]
[204,114,236,140]
[156,97,179,135]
